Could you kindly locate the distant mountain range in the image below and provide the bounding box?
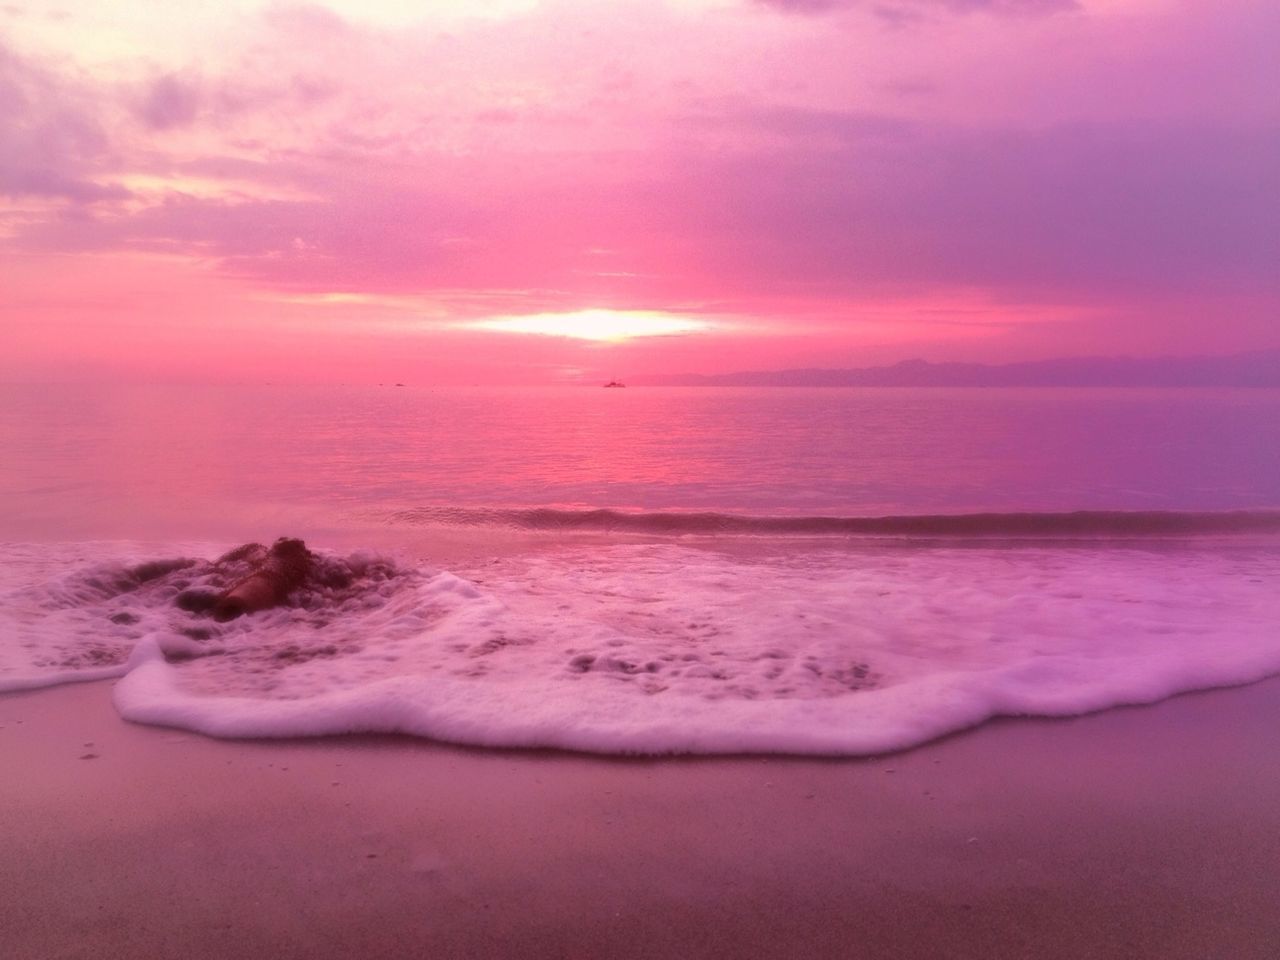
[635,349,1280,388]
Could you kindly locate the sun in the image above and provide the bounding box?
[474,309,707,342]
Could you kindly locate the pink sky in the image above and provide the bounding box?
[2,0,1277,384]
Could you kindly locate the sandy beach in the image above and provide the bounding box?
[4,678,1278,959]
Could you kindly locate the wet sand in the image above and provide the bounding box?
[3,678,1279,959]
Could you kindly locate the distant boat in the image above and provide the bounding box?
[603,380,626,388]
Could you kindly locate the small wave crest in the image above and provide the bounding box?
[380,506,1280,539]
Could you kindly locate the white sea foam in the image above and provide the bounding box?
[3,540,1279,755]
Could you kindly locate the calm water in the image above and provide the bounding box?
[2,383,1278,540]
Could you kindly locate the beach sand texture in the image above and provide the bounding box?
[4,677,1278,959]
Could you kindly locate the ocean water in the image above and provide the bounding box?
[2,382,1279,754]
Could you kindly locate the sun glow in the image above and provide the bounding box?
[474,309,708,342]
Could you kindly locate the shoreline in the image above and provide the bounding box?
[4,678,1279,958]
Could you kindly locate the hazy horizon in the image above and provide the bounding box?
[1,345,1276,389]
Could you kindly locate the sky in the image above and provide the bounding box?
[1,0,1277,384]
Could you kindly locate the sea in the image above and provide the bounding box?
[2,382,1279,755]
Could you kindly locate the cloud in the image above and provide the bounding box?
[17,102,1276,320]
[0,44,125,202]
[756,0,1078,16]
[668,109,1280,302]
[3,0,1276,353]
[262,2,354,38]
[136,73,201,130]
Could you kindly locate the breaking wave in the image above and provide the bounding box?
[3,538,1280,755]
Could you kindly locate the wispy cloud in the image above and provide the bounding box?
[0,43,126,202]
[755,0,1079,18]
[135,73,201,130]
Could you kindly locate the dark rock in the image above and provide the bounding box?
[212,538,315,621]
[176,589,219,613]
